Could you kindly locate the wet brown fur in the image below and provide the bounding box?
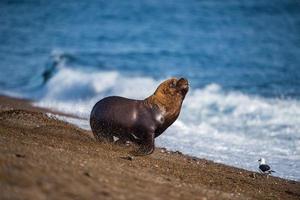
[145,78,188,136]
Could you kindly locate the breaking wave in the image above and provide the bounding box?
[31,65,300,180]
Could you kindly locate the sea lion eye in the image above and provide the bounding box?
[169,81,176,88]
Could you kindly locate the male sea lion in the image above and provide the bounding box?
[90,77,189,155]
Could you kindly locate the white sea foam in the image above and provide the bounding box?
[46,113,91,130]
[35,67,159,118]
[34,67,300,181]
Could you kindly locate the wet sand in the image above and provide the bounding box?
[0,95,299,200]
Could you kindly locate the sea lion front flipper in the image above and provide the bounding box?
[94,133,114,143]
[132,132,155,156]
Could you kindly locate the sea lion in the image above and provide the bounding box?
[90,77,189,155]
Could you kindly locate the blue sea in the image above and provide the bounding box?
[1,0,300,180]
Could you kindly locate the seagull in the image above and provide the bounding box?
[258,158,275,174]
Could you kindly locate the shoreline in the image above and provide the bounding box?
[1,95,299,199]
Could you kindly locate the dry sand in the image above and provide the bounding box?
[0,95,299,200]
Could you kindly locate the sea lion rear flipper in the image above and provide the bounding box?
[132,132,155,156]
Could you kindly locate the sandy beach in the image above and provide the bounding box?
[0,95,299,200]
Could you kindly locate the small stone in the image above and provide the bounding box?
[175,151,182,155]
[15,154,25,158]
[250,173,256,178]
[160,148,167,153]
[120,156,134,161]
[83,172,91,177]
[191,156,198,161]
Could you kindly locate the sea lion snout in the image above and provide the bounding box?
[176,77,189,95]
[177,77,189,87]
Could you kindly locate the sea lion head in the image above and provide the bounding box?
[154,77,189,100]
[147,77,189,134]
[148,77,189,113]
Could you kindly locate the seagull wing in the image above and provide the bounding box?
[259,164,271,172]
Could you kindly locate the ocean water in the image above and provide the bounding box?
[0,0,300,180]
